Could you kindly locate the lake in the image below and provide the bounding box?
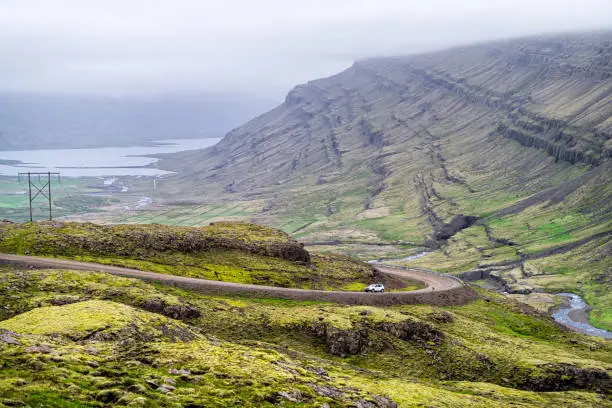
[0,138,220,177]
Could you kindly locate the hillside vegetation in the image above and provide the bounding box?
[1,31,610,408]
[0,265,609,407]
[133,32,612,329]
[0,221,414,292]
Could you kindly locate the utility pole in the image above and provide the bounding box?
[18,172,60,222]
[48,172,53,221]
[27,172,32,223]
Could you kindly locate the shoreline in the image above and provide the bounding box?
[0,135,221,152]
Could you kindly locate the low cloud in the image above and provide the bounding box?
[1,0,610,98]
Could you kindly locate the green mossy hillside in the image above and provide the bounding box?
[0,300,198,342]
[0,222,390,291]
[0,266,609,407]
[0,221,309,263]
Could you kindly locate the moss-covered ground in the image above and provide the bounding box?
[0,222,396,291]
[0,266,609,407]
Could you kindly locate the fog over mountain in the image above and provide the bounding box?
[0,1,610,148]
[1,0,611,98]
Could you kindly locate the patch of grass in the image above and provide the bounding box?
[0,176,117,222]
[22,392,93,408]
[0,300,195,342]
[0,300,139,336]
[340,281,368,291]
[352,215,417,242]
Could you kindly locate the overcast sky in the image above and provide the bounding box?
[1,0,611,99]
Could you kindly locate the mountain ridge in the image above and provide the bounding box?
[149,31,611,329]
[164,31,611,238]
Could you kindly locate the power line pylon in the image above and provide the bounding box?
[17,172,60,222]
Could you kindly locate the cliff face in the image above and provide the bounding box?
[167,32,611,245]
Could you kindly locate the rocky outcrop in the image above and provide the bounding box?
[514,363,611,392]
[495,123,600,166]
[433,215,479,241]
[139,298,201,320]
[304,318,445,357]
[375,319,445,346]
[308,321,373,357]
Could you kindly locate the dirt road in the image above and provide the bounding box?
[0,254,477,306]
[375,265,463,292]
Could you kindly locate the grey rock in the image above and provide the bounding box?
[373,396,399,408]
[354,400,378,408]
[169,368,191,375]
[307,383,345,399]
[84,346,100,355]
[0,330,21,345]
[158,384,175,394]
[279,391,302,402]
[163,377,177,386]
[25,344,53,354]
[307,366,330,379]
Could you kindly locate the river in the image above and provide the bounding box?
[371,252,612,339]
[0,137,220,177]
[551,293,612,339]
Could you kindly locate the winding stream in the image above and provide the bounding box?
[367,252,611,339]
[551,293,612,339]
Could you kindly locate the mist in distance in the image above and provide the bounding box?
[0,0,610,148]
[1,0,611,98]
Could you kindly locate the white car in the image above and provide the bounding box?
[364,283,385,293]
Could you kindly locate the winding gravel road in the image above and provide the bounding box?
[0,254,476,306]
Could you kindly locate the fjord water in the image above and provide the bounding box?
[0,137,220,177]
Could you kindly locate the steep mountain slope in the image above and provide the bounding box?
[166,32,610,241]
[154,32,611,327]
